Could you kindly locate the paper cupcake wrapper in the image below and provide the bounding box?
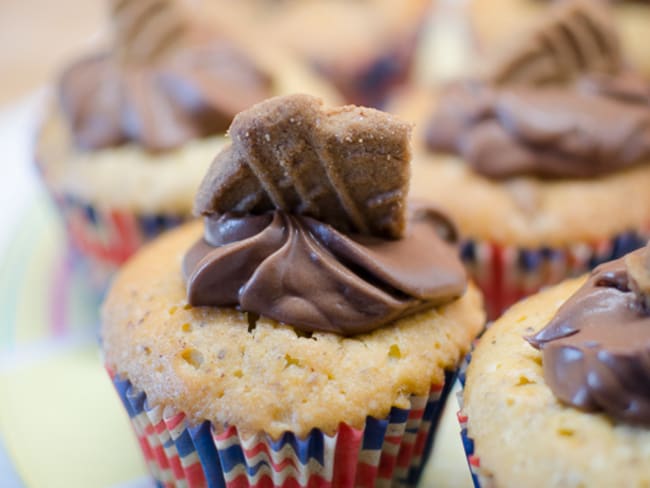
[461,229,649,320]
[456,352,483,488]
[110,369,456,488]
[52,193,187,291]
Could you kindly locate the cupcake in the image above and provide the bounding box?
[460,242,650,487]
[469,0,650,81]
[35,0,340,287]
[406,0,650,319]
[101,94,485,486]
[211,0,432,107]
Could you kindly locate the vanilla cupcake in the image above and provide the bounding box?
[102,94,485,486]
[460,242,650,487]
[407,0,650,318]
[36,0,340,287]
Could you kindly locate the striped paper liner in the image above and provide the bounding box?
[55,194,187,292]
[457,352,483,488]
[110,369,457,488]
[461,229,649,320]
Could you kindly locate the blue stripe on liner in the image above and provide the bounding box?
[460,426,480,488]
[388,406,409,425]
[126,385,147,417]
[216,443,247,474]
[460,241,476,263]
[83,202,98,226]
[458,352,472,387]
[539,247,558,260]
[362,416,388,450]
[518,249,541,272]
[611,231,645,261]
[113,375,141,418]
[174,425,196,458]
[267,429,325,466]
[189,422,225,488]
[139,215,184,239]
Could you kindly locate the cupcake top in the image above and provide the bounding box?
[462,272,649,486]
[426,0,650,180]
[527,242,650,425]
[59,0,273,153]
[183,94,467,334]
[404,0,650,247]
[102,94,484,437]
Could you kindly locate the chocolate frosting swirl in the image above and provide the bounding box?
[183,203,467,335]
[527,248,650,425]
[426,74,650,179]
[59,1,272,152]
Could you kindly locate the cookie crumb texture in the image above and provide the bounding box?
[102,221,484,439]
[464,278,650,487]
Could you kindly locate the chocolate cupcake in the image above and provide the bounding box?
[101,94,485,486]
[407,0,650,318]
[460,242,650,487]
[35,0,340,288]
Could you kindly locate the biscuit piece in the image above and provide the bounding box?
[487,0,622,86]
[194,94,413,239]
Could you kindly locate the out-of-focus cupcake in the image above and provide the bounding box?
[459,242,650,487]
[211,0,432,107]
[405,0,650,318]
[469,0,650,81]
[102,94,485,487]
[35,0,340,288]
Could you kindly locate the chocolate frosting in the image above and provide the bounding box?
[59,1,272,152]
[183,203,467,335]
[527,248,650,425]
[426,74,650,179]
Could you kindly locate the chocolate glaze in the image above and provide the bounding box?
[59,39,272,153]
[426,73,650,179]
[183,203,467,335]
[527,248,650,425]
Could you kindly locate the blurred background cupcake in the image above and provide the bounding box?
[102,94,485,487]
[459,242,650,486]
[401,0,650,318]
[209,0,433,107]
[469,0,650,81]
[35,0,340,289]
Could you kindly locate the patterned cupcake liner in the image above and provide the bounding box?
[53,193,187,292]
[109,369,457,488]
[460,229,649,320]
[457,352,483,488]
